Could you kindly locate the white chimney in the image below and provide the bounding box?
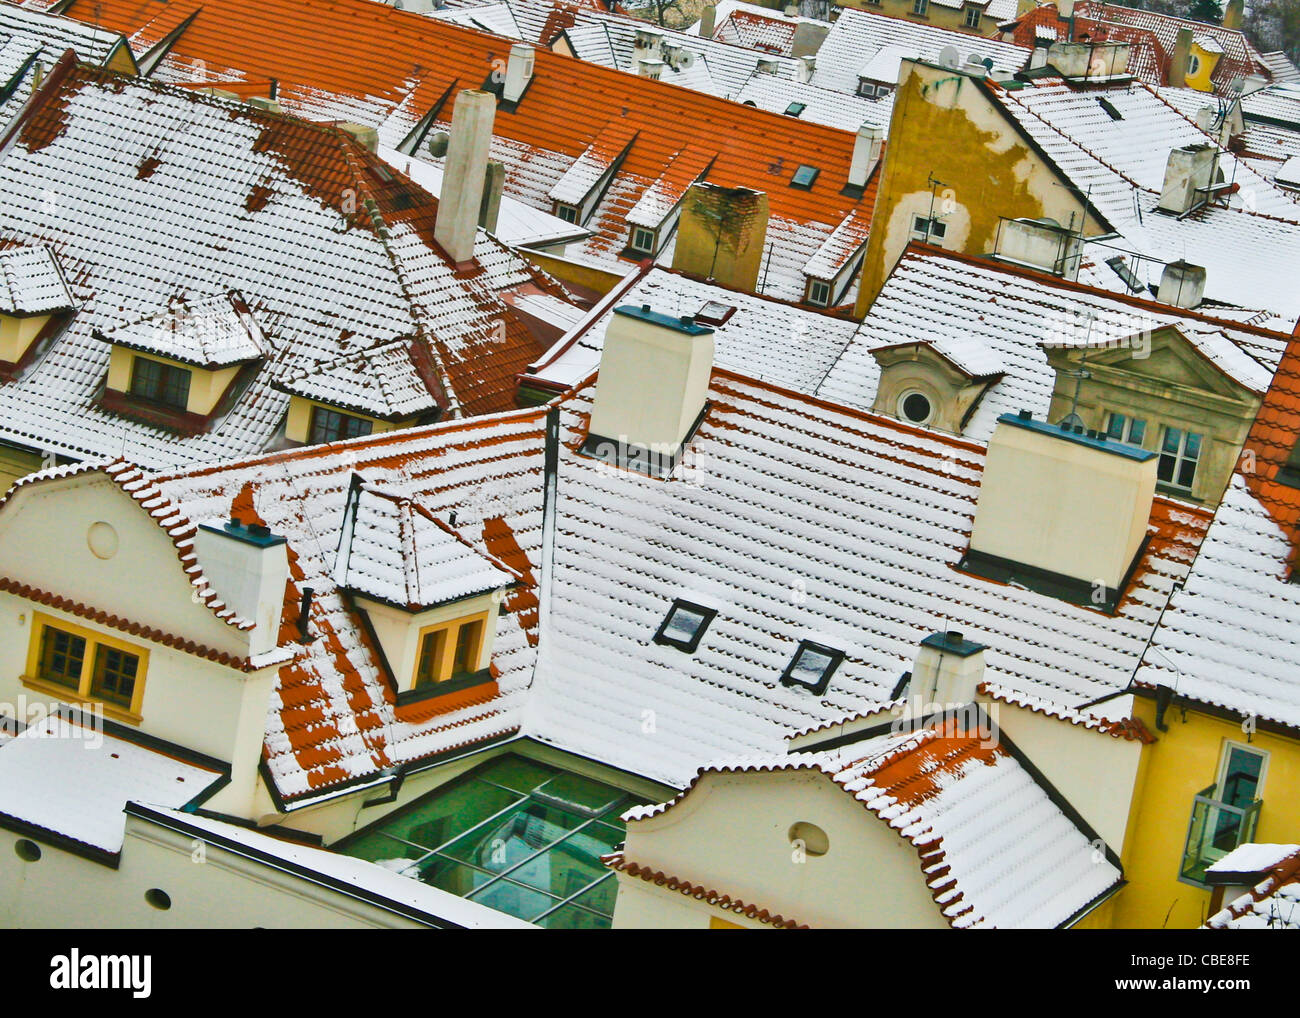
[637,58,665,80]
[1157,143,1217,215]
[968,412,1157,600]
[911,632,987,708]
[994,217,1082,280]
[797,54,816,83]
[435,89,495,265]
[503,43,534,103]
[586,305,715,470]
[195,518,289,658]
[1157,260,1206,309]
[757,56,781,74]
[633,27,663,64]
[848,123,884,189]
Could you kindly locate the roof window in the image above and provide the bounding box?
[695,300,737,326]
[653,599,717,653]
[790,164,820,189]
[784,102,807,117]
[779,640,844,695]
[1105,255,1143,292]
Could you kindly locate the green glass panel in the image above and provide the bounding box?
[410,855,497,898]
[442,801,585,872]
[507,843,607,896]
[367,779,521,852]
[536,771,624,813]
[468,876,561,920]
[471,755,558,794]
[570,873,618,916]
[341,831,427,867]
[536,901,612,929]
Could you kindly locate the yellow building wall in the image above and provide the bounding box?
[855,61,1108,316]
[1113,698,1300,929]
[283,395,404,444]
[1184,44,1222,93]
[0,313,52,364]
[522,250,627,297]
[106,347,240,416]
[0,444,43,493]
[839,0,990,35]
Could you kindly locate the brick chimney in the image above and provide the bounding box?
[671,182,771,293]
[585,305,715,474]
[435,89,495,265]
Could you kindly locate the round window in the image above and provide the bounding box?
[144,888,172,911]
[898,390,934,425]
[788,822,829,857]
[87,521,119,560]
[14,839,41,862]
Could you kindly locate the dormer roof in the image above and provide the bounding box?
[0,243,74,315]
[334,479,523,612]
[276,337,446,421]
[94,290,266,369]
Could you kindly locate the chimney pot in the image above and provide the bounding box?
[196,518,289,658]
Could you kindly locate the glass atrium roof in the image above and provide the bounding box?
[339,753,649,928]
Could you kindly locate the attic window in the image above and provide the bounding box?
[790,165,820,190]
[1097,97,1124,121]
[554,202,580,224]
[653,599,717,653]
[784,102,807,117]
[695,301,737,326]
[1105,255,1143,292]
[779,640,844,696]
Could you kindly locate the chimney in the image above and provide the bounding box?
[1056,0,1075,14]
[797,54,816,83]
[633,27,663,64]
[585,305,715,470]
[637,58,665,80]
[1157,260,1206,309]
[503,44,534,103]
[479,161,505,233]
[435,89,495,265]
[1170,27,1193,88]
[993,217,1082,280]
[848,123,884,189]
[967,413,1157,602]
[1223,0,1243,29]
[671,182,770,292]
[757,56,781,74]
[195,517,289,658]
[335,122,379,152]
[1046,41,1128,79]
[911,632,987,707]
[700,4,718,37]
[1156,143,1216,215]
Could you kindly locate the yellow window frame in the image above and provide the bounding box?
[23,611,149,723]
[412,611,489,690]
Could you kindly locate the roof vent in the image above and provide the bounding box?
[637,58,665,80]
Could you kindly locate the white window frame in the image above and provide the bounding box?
[1104,411,1147,447]
[554,202,580,224]
[1216,740,1268,806]
[912,0,928,15]
[911,215,946,242]
[630,226,657,254]
[964,4,981,28]
[1158,425,1203,491]
[807,279,833,307]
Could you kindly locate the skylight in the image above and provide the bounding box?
[790,164,820,189]
[779,640,844,695]
[695,300,737,326]
[653,599,717,653]
[1097,97,1124,121]
[784,102,807,117]
[1106,255,1143,292]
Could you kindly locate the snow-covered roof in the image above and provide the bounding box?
[1206,846,1300,930]
[0,243,74,315]
[0,713,222,855]
[1209,843,1300,876]
[276,339,444,421]
[1260,51,1300,85]
[619,725,1122,928]
[334,480,523,610]
[810,8,1029,96]
[96,290,266,369]
[0,59,570,469]
[421,1,523,39]
[1242,81,1300,128]
[547,120,639,206]
[731,73,894,133]
[625,144,715,229]
[107,353,1211,801]
[134,805,535,927]
[815,247,1288,442]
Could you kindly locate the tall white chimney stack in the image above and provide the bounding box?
[435,89,496,265]
[502,44,534,103]
[848,123,884,190]
[194,518,289,658]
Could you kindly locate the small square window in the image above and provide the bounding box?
[630,226,656,253]
[1105,412,1146,447]
[779,640,844,695]
[807,279,832,307]
[784,102,807,117]
[129,357,192,411]
[790,165,820,189]
[911,215,946,242]
[309,406,373,445]
[964,5,981,28]
[554,203,580,224]
[653,599,717,653]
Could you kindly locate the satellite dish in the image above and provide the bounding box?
[427,130,450,158]
[677,49,696,70]
[938,46,960,69]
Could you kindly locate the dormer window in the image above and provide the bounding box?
[309,405,373,444]
[806,278,833,308]
[415,615,487,687]
[653,599,717,653]
[554,202,580,224]
[963,5,981,28]
[129,356,191,411]
[780,640,844,695]
[629,226,657,254]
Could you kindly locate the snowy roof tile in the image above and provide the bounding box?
[1205,846,1300,930]
[334,480,523,610]
[277,338,444,420]
[0,243,73,315]
[96,290,266,369]
[626,144,716,229]
[547,120,639,206]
